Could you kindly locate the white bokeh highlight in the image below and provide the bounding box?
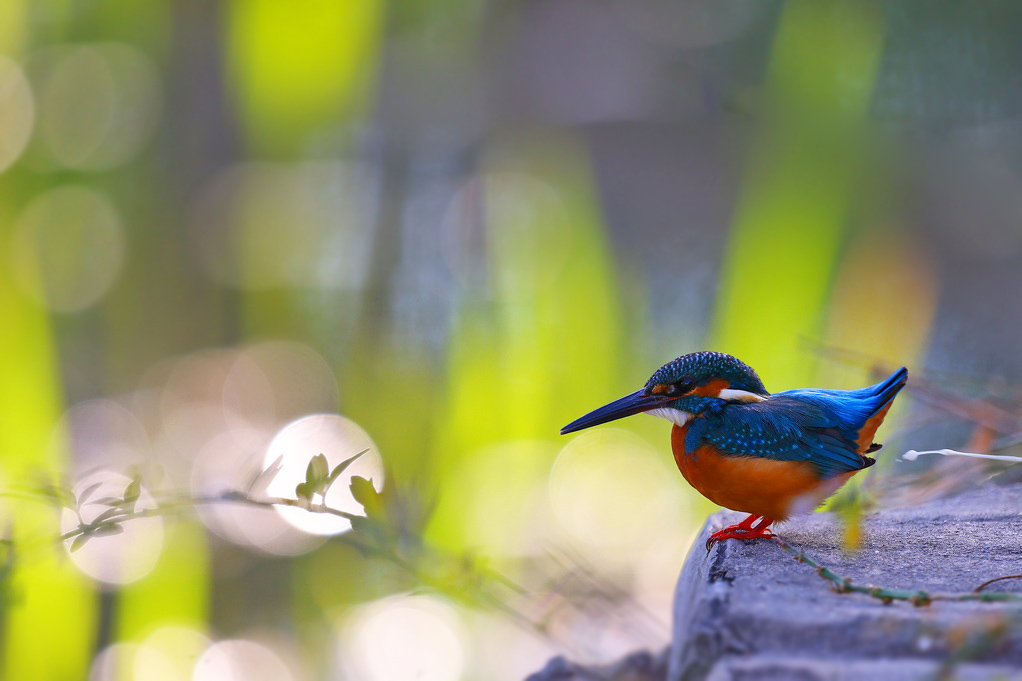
[62,471,163,587]
[339,595,466,681]
[134,626,211,681]
[263,414,384,535]
[192,429,323,556]
[193,639,293,681]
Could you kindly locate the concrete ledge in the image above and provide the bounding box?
[669,483,1022,680]
[700,656,1021,681]
[528,482,1022,681]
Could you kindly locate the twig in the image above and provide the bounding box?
[771,537,1022,605]
[974,574,1022,593]
[51,487,546,637]
[56,492,361,544]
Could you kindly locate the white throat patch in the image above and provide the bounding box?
[716,388,767,403]
[646,408,692,427]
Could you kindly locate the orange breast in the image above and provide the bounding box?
[671,423,857,520]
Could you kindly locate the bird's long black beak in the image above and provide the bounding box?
[560,389,669,434]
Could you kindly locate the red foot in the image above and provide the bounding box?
[705,514,775,551]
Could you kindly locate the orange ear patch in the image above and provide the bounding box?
[692,378,731,397]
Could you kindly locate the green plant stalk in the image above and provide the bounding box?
[53,489,540,635]
[772,537,1022,605]
[57,493,361,543]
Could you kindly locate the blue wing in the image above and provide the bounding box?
[686,368,908,478]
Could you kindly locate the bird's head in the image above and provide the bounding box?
[560,351,769,434]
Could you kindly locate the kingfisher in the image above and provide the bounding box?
[561,352,908,548]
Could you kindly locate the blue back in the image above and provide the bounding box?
[684,368,908,478]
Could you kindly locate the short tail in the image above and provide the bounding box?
[855,367,908,456]
[870,366,909,409]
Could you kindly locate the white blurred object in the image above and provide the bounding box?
[338,595,466,681]
[902,448,1022,463]
[193,639,293,681]
[134,626,211,681]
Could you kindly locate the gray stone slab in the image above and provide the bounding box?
[704,656,1022,681]
[527,483,1022,681]
[669,483,1022,681]
[525,650,668,681]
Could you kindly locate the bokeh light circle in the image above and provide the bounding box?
[0,55,35,172]
[152,349,238,477]
[263,414,383,535]
[440,440,556,555]
[31,43,162,170]
[12,185,125,312]
[55,398,150,477]
[549,428,690,553]
[339,595,466,681]
[469,612,562,681]
[193,639,293,681]
[223,341,340,429]
[191,428,323,556]
[192,162,372,290]
[89,643,140,681]
[61,470,163,587]
[134,626,211,681]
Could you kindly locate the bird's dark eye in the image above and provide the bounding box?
[666,380,692,396]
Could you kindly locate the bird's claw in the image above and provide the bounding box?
[705,527,775,552]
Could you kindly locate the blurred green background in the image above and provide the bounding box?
[1,0,1020,678]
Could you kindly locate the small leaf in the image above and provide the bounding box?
[349,476,379,509]
[326,449,368,487]
[123,478,141,510]
[248,454,284,496]
[306,454,329,485]
[76,483,103,506]
[295,481,312,502]
[42,485,77,510]
[91,507,123,525]
[91,524,124,538]
[91,497,125,507]
[69,533,90,553]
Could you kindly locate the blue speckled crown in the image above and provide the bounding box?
[645,351,769,395]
